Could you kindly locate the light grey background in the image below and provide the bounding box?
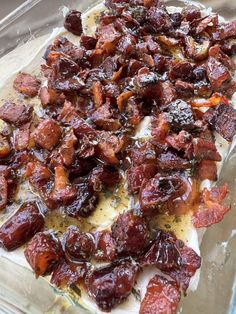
[0,0,25,20]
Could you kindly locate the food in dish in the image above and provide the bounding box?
[0,0,236,313]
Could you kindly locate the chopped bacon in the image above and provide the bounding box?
[24,232,63,278]
[0,202,44,251]
[197,160,217,181]
[213,20,236,41]
[85,259,139,312]
[64,10,83,36]
[92,81,103,108]
[131,141,158,166]
[39,86,65,106]
[207,56,231,90]
[26,161,52,190]
[13,73,40,97]
[152,113,170,142]
[0,176,8,211]
[89,164,120,191]
[190,93,229,108]
[91,103,121,131]
[192,184,230,228]
[33,119,62,150]
[93,230,117,262]
[117,91,133,112]
[127,164,157,194]
[157,151,190,171]
[159,81,177,106]
[192,138,221,161]
[57,130,77,167]
[0,134,11,158]
[140,275,181,314]
[111,211,150,256]
[166,130,192,151]
[14,122,31,151]
[0,102,33,127]
[204,103,236,142]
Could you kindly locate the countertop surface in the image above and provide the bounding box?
[0,0,25,20]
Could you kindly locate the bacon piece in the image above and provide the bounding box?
[203,103,236,142]
[207,56,231,90]
[127,164,157,194]
[50,166,77,205]
[131,142,158,167]
[140,174,187,215]
[85,259,139,312]
[13,73,40,97]
[0,202,44,251]
[140,230,181,270]
[64,226,95,261]
[80,35,97,50]
[192,184,230,228]
[57,130,77,167]
[117,34,137,56]
[0,176,8,210]
[96,24,121,49]
[89,165,120,191]
[65,180,98,218]
[192,138,221,161]
[0,134,11,158]
[197,160,217,181]
[51,260,91,288]
[213,20,236,41]
[175,80,194,98]
[14,122,31,151]
[111,211,150,256]
[77,135,95,159]
[117,91,133,112]
[190,93,229,108]
[93,230,117,262]
[33,119,62,150]
[24,232,63,278]
[91,103,121,131]
[181,5,201,22]
[64,10,83,36]
[92,81,103,108]
[165,245,201,292]
[159,81,177,106]
[0,102,33,127]
[140,275,181,314]
[133,72,160,99]
[146,7,172,32]
[26,161,51,190]
[157,151,190,171]
[152,113,170,142]
[169,61,194,82]
[195,14,218,34]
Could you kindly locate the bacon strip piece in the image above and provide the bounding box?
[140,275,181,314]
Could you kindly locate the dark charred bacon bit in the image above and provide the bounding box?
[203,103,236,142]
[213,20,236,41]
[140,174,187,215]
[51,260,91,288]
[91,103,121,131]
[72,117,97,140]
[197,160,217,181]
[182,5,201,22]
[0,102,33,127]
[33,119,62,150]
[140,275,181,314]
[192,184,230,228]
[24,232,63,278]
[133,72,160,99]
[175,80,194,99]
[50,166,77,205]
[140,229,181,270]
[207,56,231,90]
[0,176,8,210]
[13,72,40,98]
[118,34,137,56]
[0,202,44,251]
[14,122,31,151]
[166,99,195,131]
[89,165,120,192]
[169,61,194,82]
[65,180,98,218]
[0,134,11,158]
[127,164,157,194]
[96,132,124,165]
[192,138,221,161]
[146,7,172,32]
[157,151,190,171]
[131,141,158,167]
[111,211,150,256]
[165,245,201,292]
[64,226,95,261]
[85,259,139,312]
[64,10,83,36]
[93,230,117,262]
[80,34,97,50]
[96,24,121,49]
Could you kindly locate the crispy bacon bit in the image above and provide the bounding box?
[33,119,62,150]
[157,151,190,171]
[14,122,31,151]
[13,73,40,97]
[0,102,33,127]
[140,174,187,215]
[64,10,83,36]
[166,131,192,151]
[92,81,103,108]
[182,5,201,22]
[213,20,236,41]
[193,184,230,228]
[26,161,51,190]
[197,160,217,181]
[85,259,139,312]
[91,103,121,131]
[80,35,97,50]
[131,142,158,166]
[57,130,77,167]
[146,7,171,32]
[190,92,229,107]
[89,164,120,191]
[117,91,134,112]
[192,138,221,161]
[51,260,91,287]
[64,226,95,261]
[140,275,181,314]
[127,164,157,194]
[111,211,150,256]
[152,113,170,142]
[93,230,117,262]
[24,232,63,278]
[0,176,8,210]
[0,202,44,251]
[0,134,11,158]
[204,103,236,141]
[165,245,201,292]
[159,81,177,106]
[207,56,231,90]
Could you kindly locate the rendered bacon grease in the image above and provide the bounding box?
[0,0,236,312]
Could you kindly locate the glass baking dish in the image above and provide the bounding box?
[0,0,236,313]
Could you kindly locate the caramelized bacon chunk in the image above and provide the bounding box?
[85,259,139,312]
[140,275,181,314]
[14,122,31,151]
[64,10,83,36]
[111,211,150,256]
[207,57,231,90]
[0,202,44,251]
[0,102,33,127]
[24,232,63,278]
[89,164,120,191]
[33,119,62,150]
[13,73,40,97]
[127,164,157,194]
[93,230,117,262]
